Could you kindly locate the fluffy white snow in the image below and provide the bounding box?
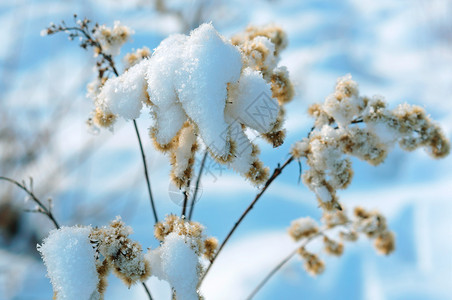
[147,23,243,157]
[37,226,99,300]
[226,67,277,133]
[146,232,199,300]
[97,61,148,120]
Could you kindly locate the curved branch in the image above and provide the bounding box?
[0,176,60,229]
[199,155,294,284]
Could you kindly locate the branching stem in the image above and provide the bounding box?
[0,176,60,229]
[199,155,294,284]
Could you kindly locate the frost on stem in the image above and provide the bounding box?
[289,206,395,277]
[291,74,450,211]
[148,215,218,300]
[93,23,293,187]
[38,218,151,300]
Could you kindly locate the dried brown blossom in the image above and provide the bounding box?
[293,74,449,211]
[374,231,395,255]
[323,236,344,256]
[297,248,325,276]
[288,217,319,241]
[90,217,150,288]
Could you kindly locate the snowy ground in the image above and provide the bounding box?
[1,0,452,299]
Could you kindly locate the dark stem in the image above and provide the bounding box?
[0,176,60,229]
[181,179,191,217]
[188,150,208,220]
[181,190,188,217]
[56,23,159,223]
[133,120,159,224]
[199,155,295,284]
[141,282,153,300]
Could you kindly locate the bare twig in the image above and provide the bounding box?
[246,223,351,299]
[199,155,294,284]
[188,150,208,220]
[46,17,159,223]
[199,117,364,284]
[133,120,159,224]
[45,17,157,299]
[142,282,153,300]
[181,190,189,217]
[0,176,60,229]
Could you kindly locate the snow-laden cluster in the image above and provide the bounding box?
[37,227,99,300]
[38,218,150,300]
[89,217,150,288]
[37,214,218,300]
[123,47,151,70]
[93,21,133,57]
[289,206,395,277]
[93,23,293,187]
[148,215,218,300]
[287,216,319,241]
[291,74,450,211]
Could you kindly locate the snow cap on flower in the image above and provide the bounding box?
[288,217,319,241]
[95,23,292,187]
[37,226,99,300]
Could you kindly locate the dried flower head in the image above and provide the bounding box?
[154,215,217,257]
[287,217,319,241]
[93,23,292,187]
[124,47,151,70]
[297,248,325,276]
[374,231,395,255]
[90,217,150,287]
[294,74,449,211]
[322,210,349,228]
[149,215,218,299]
[94,21,133,57]
[353,207,387,238]
[323,236,344,256]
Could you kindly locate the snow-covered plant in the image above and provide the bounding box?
[149,215,218,299]
[0,13,447,300]
[38,218,151,300]
[291,74,450,211]
[93,23,293,188]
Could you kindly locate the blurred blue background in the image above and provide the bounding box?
[0,0,451,299]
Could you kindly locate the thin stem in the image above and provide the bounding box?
[141,282,153,300]
[246,248,298,300]
[133,120,159,224]
[181,190,188,217]
[53,22,159,224]
[199,155,294,284]
[188,150,208,220]
[0,176,60,229]
[246,223,351,299]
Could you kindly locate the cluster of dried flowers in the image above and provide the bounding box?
[288,206,395,276]
[149,215,218,299]
[37,16,451,300]
[86,22,294,188]
[42,16,133,115]
[291,74,450,211]
[89,217,150,293]
[38,215,217,300]
[44,19,295,188]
